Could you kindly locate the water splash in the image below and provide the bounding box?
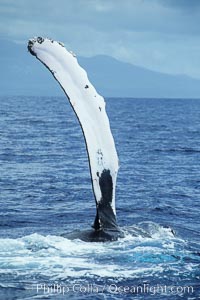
[0,223,198,282]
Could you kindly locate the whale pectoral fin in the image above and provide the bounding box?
[28,38,120,241]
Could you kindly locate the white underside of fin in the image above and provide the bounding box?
[28,38,119,214]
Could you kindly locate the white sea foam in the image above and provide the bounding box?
[0,223,195,281]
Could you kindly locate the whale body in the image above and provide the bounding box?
[28,37,123,241]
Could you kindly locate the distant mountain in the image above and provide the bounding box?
[1,40,200,98]
[79,55,200,98]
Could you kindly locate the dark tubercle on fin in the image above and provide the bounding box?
[93,169,119,232]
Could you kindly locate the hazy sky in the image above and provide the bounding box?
[1,0,200,78]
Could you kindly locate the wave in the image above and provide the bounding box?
[154,147,200,154]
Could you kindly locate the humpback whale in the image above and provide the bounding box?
[28,37,124,242]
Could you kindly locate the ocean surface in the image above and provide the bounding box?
[0,96,200,299]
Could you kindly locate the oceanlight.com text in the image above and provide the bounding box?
[34,283,194,296]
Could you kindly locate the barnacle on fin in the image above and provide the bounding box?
[27,39,36,56]
[37,37,44,44]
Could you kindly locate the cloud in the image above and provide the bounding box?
[1,0,199,37]
[1,0,200,79]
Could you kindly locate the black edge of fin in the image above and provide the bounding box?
[93,169,121,234]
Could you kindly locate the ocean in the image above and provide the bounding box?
[0,96,199,299]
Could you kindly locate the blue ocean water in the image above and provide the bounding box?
[0,96,200,299]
